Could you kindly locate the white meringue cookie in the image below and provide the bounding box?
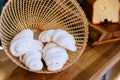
[44,32,51,42]
[39,31,46,42]
[45,56,67,66]
[42,42,57,53]
[28,59,43,71]
[46,30,55,38]
[64,44,77,52]
[19,55,24,62]
[52,29,77,51]
[55,36,77,51]
[56,34,76,44]
[45,46,66,53]
[24,53,41,67]
[44,51,68,61]
[43,47,68,60]
[15,29,33,37]
[23,49,42,64]
[10,29,34,57]
[43,42,69,71]
[10,38,33,57]
[39,30,56,42]
[33,40,44,51]
[11,29,33,44]
[52,29,68,41]
[39,31,51,42]
[21,49,43,71]
[47,63,64,71]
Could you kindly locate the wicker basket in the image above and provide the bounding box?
[0,0,88,73]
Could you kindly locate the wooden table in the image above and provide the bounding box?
[0,41,120,80]
[107,61,120,80]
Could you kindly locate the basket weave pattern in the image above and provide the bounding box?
[0,0,88,73]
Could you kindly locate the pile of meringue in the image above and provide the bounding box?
[10,29,77,72]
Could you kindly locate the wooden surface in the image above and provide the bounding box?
[0,41,119,80]
[107,61,120,80]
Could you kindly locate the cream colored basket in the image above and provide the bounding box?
[0,0,88,73]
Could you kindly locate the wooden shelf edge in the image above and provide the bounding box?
[90,52,120,80]
[107,61,120,80]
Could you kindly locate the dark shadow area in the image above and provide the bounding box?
[0,0,8,15]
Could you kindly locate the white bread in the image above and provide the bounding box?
[93,0,120,24]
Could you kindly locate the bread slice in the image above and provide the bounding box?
[83,0,120,24]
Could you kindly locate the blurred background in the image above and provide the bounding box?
[0,0,8,15]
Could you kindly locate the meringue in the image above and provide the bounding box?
[21,49,43,71]
[39,30,55,42]
[33,39,44,51]
[52,29,77,51]
[10,30,34,57]
[11,29,33,44]
[42,42,68,71]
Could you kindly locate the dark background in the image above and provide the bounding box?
[0,0,8,15]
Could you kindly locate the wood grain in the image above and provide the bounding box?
[73,42,120,80]
[0,50,9,63]
[0,50,18,80]
[0,42,119,80]
[107,61,120,80]
[0,58,17,80]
